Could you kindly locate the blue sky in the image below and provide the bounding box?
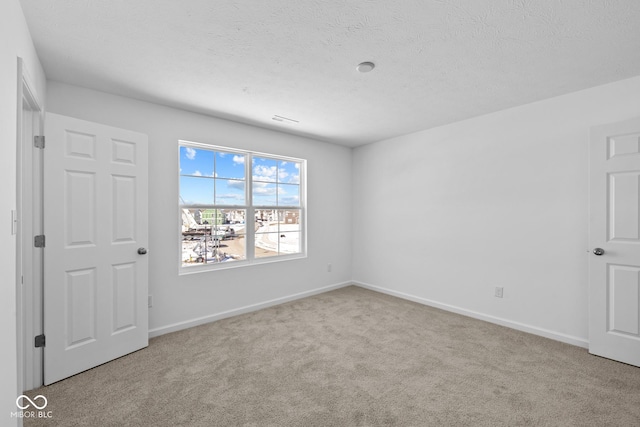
[180,146,300,206]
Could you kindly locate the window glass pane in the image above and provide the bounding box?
[254,209,278,257]
[253,157,278,182]
[180,176,214,205]
[215,179,245,205]
[278,161,301,184]
[180,147,214,177]
[253,210,301,258]
[182,209,246,267]
[277,184,300,206]
[216,152,245,179]
[253,182,277,206]
[217,209,246,261]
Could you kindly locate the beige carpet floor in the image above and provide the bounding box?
[25,286,640,426]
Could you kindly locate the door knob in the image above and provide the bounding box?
[593,248,605,256]
[138,247,147,255]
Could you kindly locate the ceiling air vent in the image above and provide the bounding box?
[272,115,299,124]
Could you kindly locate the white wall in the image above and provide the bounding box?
[46,81,352,335]
[352,76,640,346]
[1,0,46,424]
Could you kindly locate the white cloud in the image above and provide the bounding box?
[217,193,244,201]
[233,155,245,165]
[295,163,300,169]
[185,147,196,160]
[253,185,276,195]
[193,170,202,176]
[279,195,300,205]
[227,180,244,189]
[253,165,277,182]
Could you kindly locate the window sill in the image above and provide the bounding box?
[178,253,308,275]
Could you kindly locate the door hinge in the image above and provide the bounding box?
[34,135,45,149]
[34,235,45,248]
[35,334,45,348]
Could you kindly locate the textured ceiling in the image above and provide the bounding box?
[19,0,640,147]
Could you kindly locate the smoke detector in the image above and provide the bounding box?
[356,62,375,73]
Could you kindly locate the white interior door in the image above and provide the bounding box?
[589,117,640,367]
[44,113,149,385]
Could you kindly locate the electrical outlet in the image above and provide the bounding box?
[148,295,153,308]
[494,287,503,298]
[327,263,332,272]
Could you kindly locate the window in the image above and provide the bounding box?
[179,141,305,271]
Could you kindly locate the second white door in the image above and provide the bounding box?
[589,117,640,367]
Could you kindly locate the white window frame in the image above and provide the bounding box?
[178,140,307,274]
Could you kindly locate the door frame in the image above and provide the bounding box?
[16,57,45,391]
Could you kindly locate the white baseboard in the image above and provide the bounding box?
[353,281,589,349]
[148,281,352,338]
[149,280,590,349]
